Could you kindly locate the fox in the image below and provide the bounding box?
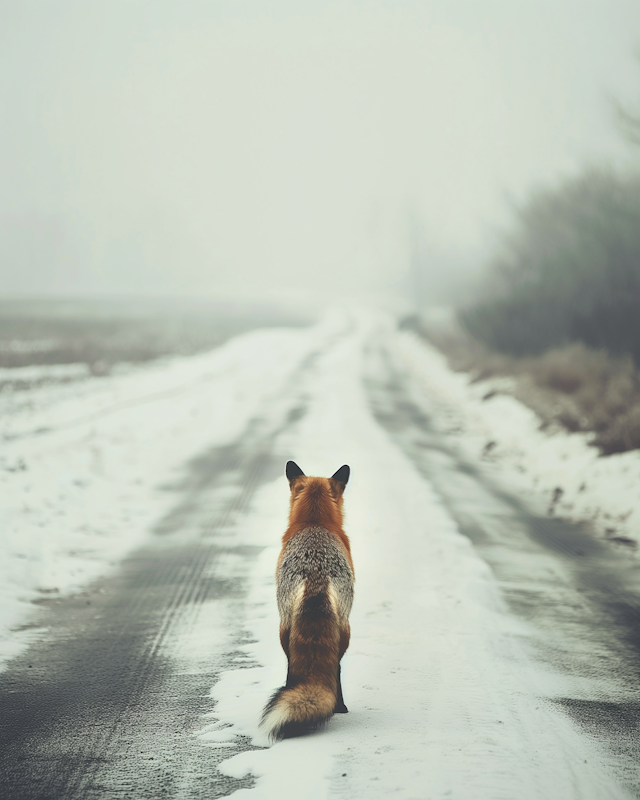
[260,460,354,741]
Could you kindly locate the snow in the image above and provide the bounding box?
[0,323,328,668]
[1,309,637,797]
[396,331,640,548]
[197,315,631,799]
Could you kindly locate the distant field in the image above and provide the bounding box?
[0,297,311,375]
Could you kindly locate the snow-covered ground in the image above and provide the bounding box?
[192,314,632,799]
[1,309,638,798]
[0,321,329,667]
[398,332,640,550]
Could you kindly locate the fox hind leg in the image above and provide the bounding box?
[334,663,348,714]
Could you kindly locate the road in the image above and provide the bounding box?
[1,313,639,799]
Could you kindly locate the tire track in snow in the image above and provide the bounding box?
[198,316,629,800]
[0,333,336,799]
[365,331,640,795]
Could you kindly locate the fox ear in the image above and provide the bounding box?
[286,461,305,483]
[331,465,350,486]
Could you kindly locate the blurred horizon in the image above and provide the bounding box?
[1,0,640,307]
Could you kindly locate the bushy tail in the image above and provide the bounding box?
[261,588,340,741]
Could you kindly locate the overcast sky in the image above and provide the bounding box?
[1,0,640,304]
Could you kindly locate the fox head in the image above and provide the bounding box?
[285,461,350,529]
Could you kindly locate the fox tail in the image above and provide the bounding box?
[261,589,340,740]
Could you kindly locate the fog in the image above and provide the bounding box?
[1,0,639,308]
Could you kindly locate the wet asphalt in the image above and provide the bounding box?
[0,344,314,799]
[2,330,640,797]
[366,339,640,793]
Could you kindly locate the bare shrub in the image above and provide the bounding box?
[411,317,640,456]
[460,168,640,365]
[594,406,640,455]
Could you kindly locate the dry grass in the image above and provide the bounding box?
[0,299,310,374]
[406,314,640,456]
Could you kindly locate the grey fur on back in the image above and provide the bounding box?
[277,525,354,626]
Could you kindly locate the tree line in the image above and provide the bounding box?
[460,91,640,365]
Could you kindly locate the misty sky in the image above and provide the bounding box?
[1,0,640,304]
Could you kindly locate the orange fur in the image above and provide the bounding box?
[280,475,354,571]
[261,465,354,740]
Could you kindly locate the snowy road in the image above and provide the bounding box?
[1,312,639,799]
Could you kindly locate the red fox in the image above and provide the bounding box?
[261,461,354,740]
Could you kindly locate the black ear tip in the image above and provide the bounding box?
[286,461,305,480]
[331,465,350,484]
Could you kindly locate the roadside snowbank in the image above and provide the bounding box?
[397,331,640,552]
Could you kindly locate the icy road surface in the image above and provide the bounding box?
[1,311,639,799]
